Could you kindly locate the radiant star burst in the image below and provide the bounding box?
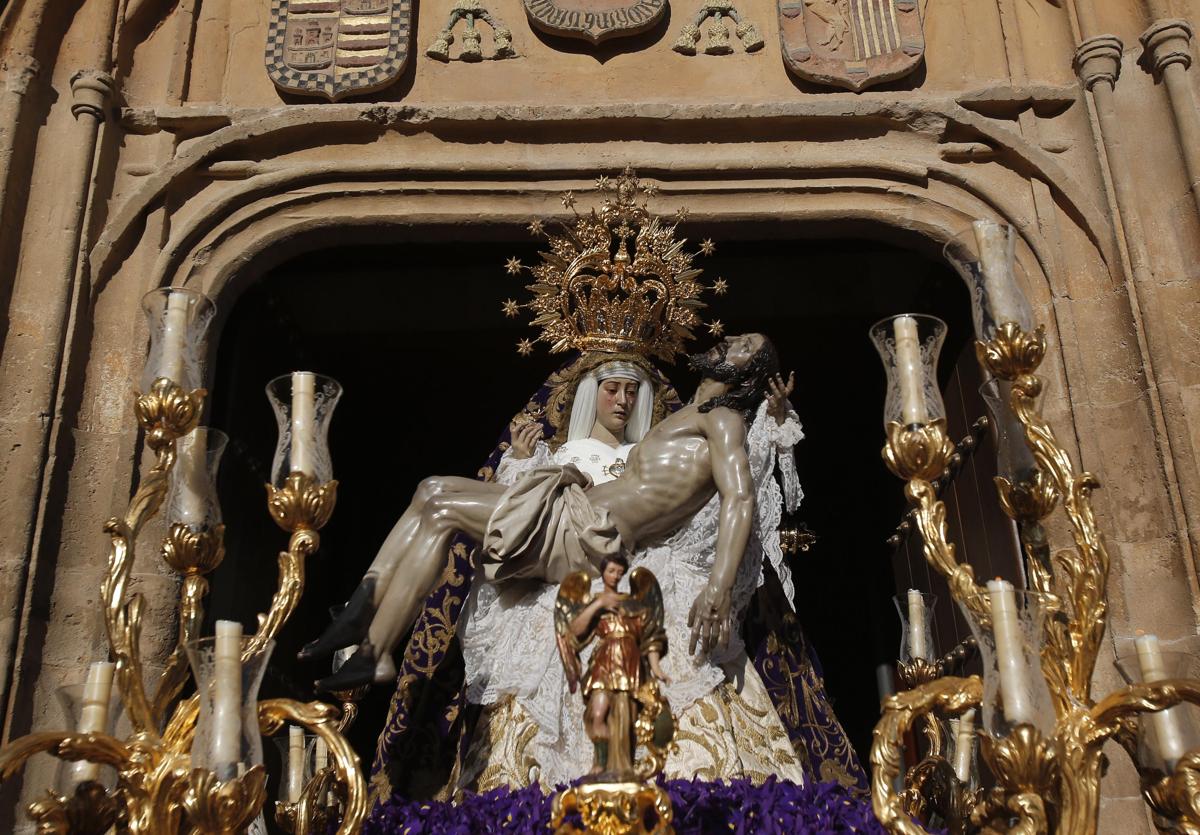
[674,207,690,222]
[699,239,716,256]
[505,256,523,275]
[516,338,535,356]
[502,299,521,318]
[643,182,659,197]
[707,320,725,337]
[596,175,611,191]
[561,191,577,210]
[711,278,729,295]
[527,219,545,235]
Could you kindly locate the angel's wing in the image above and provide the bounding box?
[554,570,593,693]
[629,567,667,658]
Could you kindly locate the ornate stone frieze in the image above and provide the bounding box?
[523,0,665,45]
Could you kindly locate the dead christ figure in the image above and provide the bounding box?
[305,333,795,691]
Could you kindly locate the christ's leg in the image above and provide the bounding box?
[302,475,503,671]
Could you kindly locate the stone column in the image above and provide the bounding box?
[1139,19,1200,219]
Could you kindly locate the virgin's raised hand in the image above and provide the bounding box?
[509,420,544,459]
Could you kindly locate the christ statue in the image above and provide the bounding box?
[303,332,795,692]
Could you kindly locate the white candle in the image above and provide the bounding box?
[287,725,305,803]
[906,589,928,661]
[67,661,115,785]
[290,372,316,477]
[952,708,976,783]
[176,427,208,527]
[893,316,927,425]
[972,221,1024,328]
[211,620,242,778]
[1135,633,1191,769]
[159,291,189,385]
[987,579,1034,726]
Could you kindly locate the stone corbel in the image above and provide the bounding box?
[1139,19,1193,78]
[1073,35,1123,91]
[69,70,116,121]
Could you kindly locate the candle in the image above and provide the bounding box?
[67,661,115,785]
[952,708,976,783]
[211,620,242,779]
[972,220,1024,329]
[893,316,927,425]
[290,372,316,477]
[1135,633,1191,769]
[906,589,927,661]
[159,291,189,385]
[287,725,305,803]
[987,579,1034,726]
[176,427,208,527]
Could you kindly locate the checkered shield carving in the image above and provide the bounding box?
[267,0,412,100]
[779,0,924,92]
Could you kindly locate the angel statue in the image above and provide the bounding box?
[556,554,674,780]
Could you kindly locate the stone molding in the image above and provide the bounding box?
[68,70,114,121]
[1074,35,1124,91]
[1140,18,1194,77]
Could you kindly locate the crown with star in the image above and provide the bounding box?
[502,168,728,362]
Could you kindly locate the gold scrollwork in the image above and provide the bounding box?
[182,766,268,835]
[883,419,958,483]
[550,781,674,835]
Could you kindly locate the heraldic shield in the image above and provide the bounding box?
[524,0,665,44]
[778,0,924,92]
[267,0,411,100]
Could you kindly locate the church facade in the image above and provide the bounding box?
[0,0,1199,831]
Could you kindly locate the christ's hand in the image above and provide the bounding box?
[688,582,732,656]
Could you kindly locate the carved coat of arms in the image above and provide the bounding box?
[779,0,924,91]
[266,0,411,100]
[524,0,665,44]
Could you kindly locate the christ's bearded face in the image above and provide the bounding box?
[594,377,639,437]
[688,333,766,382]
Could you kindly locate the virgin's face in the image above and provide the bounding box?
[602,561,627,591]
[595,378,639,437]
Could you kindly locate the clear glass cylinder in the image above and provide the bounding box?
[273,728,318,804]
[166,427,228,531]
[140,287,216,392]
[943,221,1035,342]
[55,675,124,793]
[869,314,948,429]
[979,379,1039,485]
[1114,637,1200,773]
[958,586,1056,737]
[184,633,273,781]
[266,372,342,486]
[894,590,937,663]
[948,708,979,787]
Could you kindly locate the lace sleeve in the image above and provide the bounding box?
[769,408,804,513]
[494,441,551,485]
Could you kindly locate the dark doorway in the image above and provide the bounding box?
[206,227,1002,790]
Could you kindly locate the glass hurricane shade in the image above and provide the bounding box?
[894,590,937,663]
[869,314,948,429]
[1115,640,1200,773]
[55,666,123,792]
[943,221,1034,342]
[165,427,228,531]
[266,372,342,486]
[184,630,273,781]
[274,728,321,804]
[979,379,1040,485]
[957,584,1056,737]
[140,288,216,392]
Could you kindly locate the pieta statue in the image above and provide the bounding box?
[555,555,674,780]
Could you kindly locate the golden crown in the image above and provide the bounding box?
[502,169,727,362]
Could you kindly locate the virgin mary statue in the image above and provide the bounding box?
[366,349,866,806]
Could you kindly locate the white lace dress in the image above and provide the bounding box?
[459,401,804,788]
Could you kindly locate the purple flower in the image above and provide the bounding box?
[367,778,884,834]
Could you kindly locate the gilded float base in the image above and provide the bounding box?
[550,781,674,835]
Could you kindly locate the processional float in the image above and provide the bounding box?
[0,288,367,834]
[871,221,1200,835]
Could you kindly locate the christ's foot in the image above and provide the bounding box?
[316,642,377,692]
[298,576,376,661]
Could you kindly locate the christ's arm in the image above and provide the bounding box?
[688,406,753,654]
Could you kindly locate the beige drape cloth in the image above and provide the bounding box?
[480,465,625,584]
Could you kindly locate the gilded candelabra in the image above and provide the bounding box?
[870,222,1200,835]
[0,288,366,835]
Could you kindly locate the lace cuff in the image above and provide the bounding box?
[767,409,804,450]
[495,442,551,485]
